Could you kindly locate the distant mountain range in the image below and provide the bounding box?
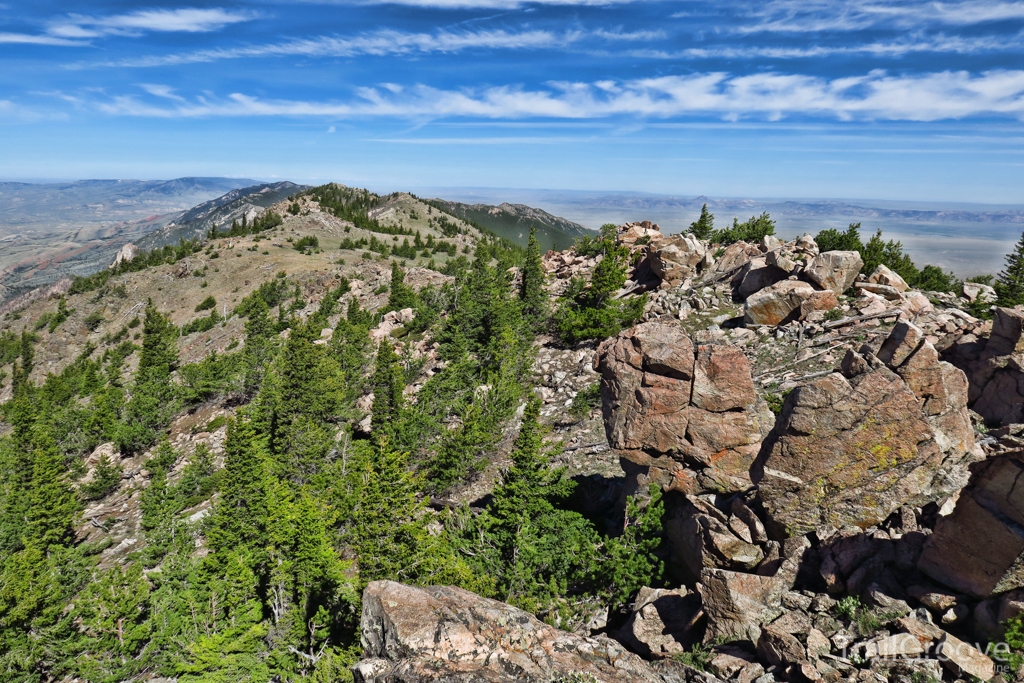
[0,177,259,303]
[137,181,308,250]
[428,188,1024,276]
[5,179,1024,306]
[0,177,259,236]
[428,199,594,251]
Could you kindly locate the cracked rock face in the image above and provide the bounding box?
[354,580,664,683]
[803,250,863,295]
[919,452,1024,598]
[755,322,977,538]
[943,306,1024,427]
[594,321,772,496]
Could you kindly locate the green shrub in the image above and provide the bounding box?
[673,642,715,671]
[80,453,122,501]
[569,383,601,420]
[710,212,775,245]
[195,296,216,312]
[83,310,105,332]
[835,595,861,619]
[294,235,320,252]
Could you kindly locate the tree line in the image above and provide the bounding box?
[0,229,663,682]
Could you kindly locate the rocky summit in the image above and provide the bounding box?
[6,189,1024,683]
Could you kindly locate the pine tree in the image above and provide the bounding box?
[370,341,404,438]
[600,484,665,611]
[71,563,153,681]
[353,440,426,584]
[117,301,180,454]
[26,434,79,552]
[688,203,714,240]
[241,295,276,398]
[520,226,548,331]
[384,262,417,313]
[207,416,270,553]
[137,300,179,383]
[468,397,599,612]
[998,230,1024,306]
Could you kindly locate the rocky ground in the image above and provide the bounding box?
[355,222,1024,683]
[3,206,1022,683]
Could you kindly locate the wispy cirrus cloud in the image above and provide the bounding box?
[48,8,256,39]
[79,69,1024,122]
[735,0,1024,33]
[321,0,640,7]
[0,32,87,46]
[630,32,1024,59]
[82,27,658,68]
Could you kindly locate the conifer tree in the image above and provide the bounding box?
[468,397,598,611]
[520,226,548,331]
[208,416,270,553]
[71,563,153,680]
[241,295,275,398]
[137,300,179,383]
[118,301,180,453]
[353,440,426,584]
[688,203,714,240]
[600,485,665,610]
[384,262,417,313]
[370,341,404,438]
[26,434,79,552]
[998,230,1024,306]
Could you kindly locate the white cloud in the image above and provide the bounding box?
[346,0,634,7]
[47,8,254,39]
[631,33,1024,59]
[88,70,1024,122]
[87,27,652,67]
[740,0,1024,33]
[138,84,187,102]
[0,32,87,46]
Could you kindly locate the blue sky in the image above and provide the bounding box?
[2,0,1024,202]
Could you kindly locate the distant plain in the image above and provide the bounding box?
[423,187,1024,278]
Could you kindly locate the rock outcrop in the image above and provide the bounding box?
[919,451,1024,598]
[595,321,772,497]
[111,242,141,268]
[650,233,708,285]
[755,322,977,537]
[744,280,819,326]
[353,580,665,683]
[942,306,1024,426]
[803,250,864,295]
[616,586,702,659]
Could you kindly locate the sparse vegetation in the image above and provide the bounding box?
[815,223,960,293]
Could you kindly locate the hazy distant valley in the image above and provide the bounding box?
[3,179,1021,304]
[433,187,1024,277]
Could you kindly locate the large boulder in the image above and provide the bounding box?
[919,452,1024,598]
[709,242,762,281]
[943,307,1024,426]
[736,258,788,299]
[803,250,863,295]
[651,233,707,284]
[354,581,664,683]
[754,323,977,537]
[698,569,788,643]
[743,280,819,326]
[616,587,702,659]
[595,321,772,496]
[664,495,765,580]
[963,281,996,303]
[867,264,909,293]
